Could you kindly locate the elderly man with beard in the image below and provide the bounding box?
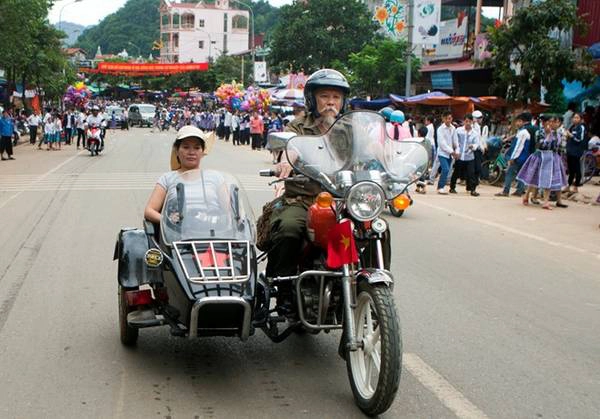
[265,69,391,304]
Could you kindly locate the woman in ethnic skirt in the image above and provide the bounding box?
[517,115,568,210]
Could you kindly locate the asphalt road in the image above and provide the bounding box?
[0,128,598,419]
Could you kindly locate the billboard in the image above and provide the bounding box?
[254,61,268,83]
[432,18,469,60]
[412,0,441,45]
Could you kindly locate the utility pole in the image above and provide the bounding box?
[405,0,413,97]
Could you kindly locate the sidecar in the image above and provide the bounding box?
[113,169,259,346]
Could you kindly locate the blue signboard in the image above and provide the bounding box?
[431,70,453,90]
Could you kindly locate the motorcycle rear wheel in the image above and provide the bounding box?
[346,282,401,416]
[118,285,139,346]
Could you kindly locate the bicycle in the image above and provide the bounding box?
[561,150,598,185]
[480,139,511,186]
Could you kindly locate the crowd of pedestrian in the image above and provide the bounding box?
[411,102,600,209]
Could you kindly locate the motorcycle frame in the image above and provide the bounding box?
[268,197,393,351]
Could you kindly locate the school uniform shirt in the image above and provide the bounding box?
[473,122,488,152]
[44,121,55,135]
[27,114,41,127]
[86,115,104,128]
[508,127,530,164]
[436,123,458,159]
[455,126,479,161]
[425,123,435,143]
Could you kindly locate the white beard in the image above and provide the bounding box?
[318,114,337,130]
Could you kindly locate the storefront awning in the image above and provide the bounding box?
[420,61,477,73]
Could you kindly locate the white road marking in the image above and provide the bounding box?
[0,171,272,193]
[419,201,600,259]
[403,353,489,419]
[0,150,85,210]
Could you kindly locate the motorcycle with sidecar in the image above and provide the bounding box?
[113,110,430,416]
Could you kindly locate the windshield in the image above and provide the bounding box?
[138,105,156,114]
[161,169,256,244]
[285,111,431,198]
[107,107,124,115]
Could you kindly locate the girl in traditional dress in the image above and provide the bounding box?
[517,115,568,209]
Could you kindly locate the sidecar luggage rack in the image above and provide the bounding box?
[173,240,250,284]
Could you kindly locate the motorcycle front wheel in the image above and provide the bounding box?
[346,282,401,417]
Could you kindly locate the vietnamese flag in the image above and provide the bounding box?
[327,220,359,269]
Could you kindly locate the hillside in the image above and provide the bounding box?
[76,0,161,58]
[56,21,88,46]
[75,0,279,58]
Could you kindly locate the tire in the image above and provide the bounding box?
[118,285,138,346]
[485,161,503,186]
[582,153,596,185]
[346,282,401,416]
[480,159,491,184]
[388,205,404,217]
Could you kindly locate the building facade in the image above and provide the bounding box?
[159,0,250,63]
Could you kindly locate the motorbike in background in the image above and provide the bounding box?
[87,125,103,156]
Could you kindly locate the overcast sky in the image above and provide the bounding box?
[49,0,500,27]
[49,0,294,26]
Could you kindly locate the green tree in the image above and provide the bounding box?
[486,0,595,106]
[345,38,420,97]
[76,0,161,57]
[269,0,378,73]
[0,0,73,106]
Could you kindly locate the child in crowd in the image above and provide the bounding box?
[43,116,55,150]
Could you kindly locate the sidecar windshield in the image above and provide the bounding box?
[285,111,431,198]
[160,169,256,245]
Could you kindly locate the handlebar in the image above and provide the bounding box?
[259,169,276,177]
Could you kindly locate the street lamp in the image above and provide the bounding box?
[232,0,255,64]
[128,41,142,58]
[58,0,83,30]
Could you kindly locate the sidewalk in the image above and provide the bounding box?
[413,182,600,258]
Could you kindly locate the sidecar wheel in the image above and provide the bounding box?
[346,282,401,416]
[118,285,138,346]
[389,206,404,217]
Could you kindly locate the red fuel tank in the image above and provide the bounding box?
[306,202,336,249]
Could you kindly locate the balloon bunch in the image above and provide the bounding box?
[215,82,271,113]
[63,81,91,109]
[215,82,244,111]
[241,86,271,113]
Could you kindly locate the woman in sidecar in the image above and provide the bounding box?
[114,126,258,346]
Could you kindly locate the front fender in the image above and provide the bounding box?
[114,228,163,288]
[356,269,394,288]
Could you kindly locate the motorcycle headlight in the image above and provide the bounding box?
[346,182,385,221]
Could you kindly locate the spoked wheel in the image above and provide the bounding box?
[582,153,596,185]
[118,285,138,346]
[484,161,503,185]
[346,282,401,416]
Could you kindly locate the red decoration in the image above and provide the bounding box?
[195,250,229,268]
[326,220,359,269]
[84,62,209,76]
